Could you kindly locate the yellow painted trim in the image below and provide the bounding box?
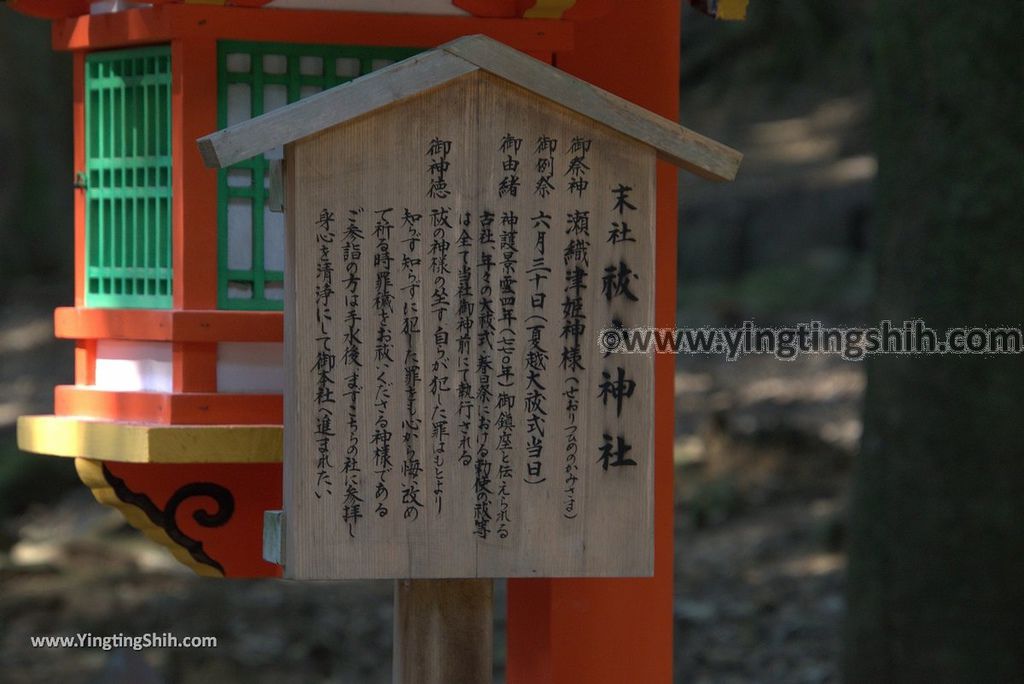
[523,0,576,20]
[716,0,749,21]
[17,415,282,463]
[75,458,223,577]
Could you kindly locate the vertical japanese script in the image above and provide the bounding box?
[495,209,519,539]
[400,208,425,521]
[428,205,453,513]
[313,209,337,500]
[456,211,475,470]
[597,183,641,473]
[524,209,551,485]
[341,208,365,536]
[561,207,590,518]
[372,208,396,517]
[289,82,654,578]
[474,211,497,539]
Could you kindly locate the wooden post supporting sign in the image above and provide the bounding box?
[394,579,493,684]
[200,35,739,681]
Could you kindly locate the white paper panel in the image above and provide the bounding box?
[94,340,173,393]
[227,197,253,270]
[218,342,284,394]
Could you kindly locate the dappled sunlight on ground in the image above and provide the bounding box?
[674,354,861,682]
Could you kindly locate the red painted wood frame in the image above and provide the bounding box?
[507,3,679,682]
[61,3,569,425]
[56,2,678,681]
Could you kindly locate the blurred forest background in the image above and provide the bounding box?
[1,1,1020,682]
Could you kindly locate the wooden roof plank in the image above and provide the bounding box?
[198,49,478,169]
[197,34,742,181]
[440,35,742,181]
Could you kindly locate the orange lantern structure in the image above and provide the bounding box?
[12,1,743,680]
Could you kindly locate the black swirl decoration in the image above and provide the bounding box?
[102,465,235,575]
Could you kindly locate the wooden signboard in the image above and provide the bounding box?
[198,35,741,581]
[286,72,652,579]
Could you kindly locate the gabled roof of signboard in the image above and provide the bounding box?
[197,34,742,181]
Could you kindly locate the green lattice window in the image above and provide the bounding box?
[85,46,173,309]
[217,41,420,310]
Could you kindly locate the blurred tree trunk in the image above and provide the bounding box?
[0,9,72,305]
[845,2,1024,681]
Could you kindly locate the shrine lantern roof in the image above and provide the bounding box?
[6,0,570,20]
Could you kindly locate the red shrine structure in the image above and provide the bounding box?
[12,1,745,681]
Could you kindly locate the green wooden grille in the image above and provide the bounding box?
[85,46,173,309]
[217,41,420,310]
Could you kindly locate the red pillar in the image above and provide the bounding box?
[171,37,220,393]
[507,2,680,682]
